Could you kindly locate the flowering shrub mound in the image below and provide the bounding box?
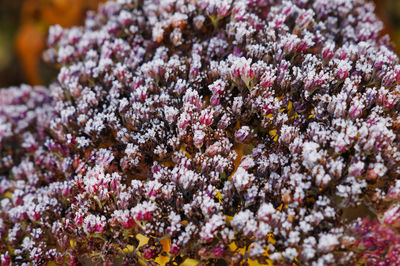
[1,0,400,265]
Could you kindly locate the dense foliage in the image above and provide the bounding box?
[1,0,400,265]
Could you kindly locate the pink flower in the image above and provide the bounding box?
[383,205,400,227]
[1,253,11,266]
[260,69,276,88]
[83,215,106,234]
[231,57,255,88]
[209,79,226,95]
[336,60,352,80]
[193,130,206,148]
[322,43,334,60]
[29,210,41,222]
[199,110,214,126]
[75,214,84,226]
[213,246,225,258]
[122,217,134,229]
[235,126,251,143]
[169,243,180,255]
[349,98,364,119]
[210,95,220,106]
[143,248,156,260]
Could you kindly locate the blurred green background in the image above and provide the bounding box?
[0,0,399,88]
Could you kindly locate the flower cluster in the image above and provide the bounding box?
[349,218,400,265]
[1,0,400,265]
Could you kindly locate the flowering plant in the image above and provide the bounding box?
[1,0,400,265]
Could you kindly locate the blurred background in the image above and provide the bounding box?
[0,0,399,88]
[0,0,104,87]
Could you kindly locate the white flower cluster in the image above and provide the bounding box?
[0,0,400,265]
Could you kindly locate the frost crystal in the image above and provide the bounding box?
[1,0,400,265]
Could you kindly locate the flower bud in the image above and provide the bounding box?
[194,130,206,148]
[235,126,251,143]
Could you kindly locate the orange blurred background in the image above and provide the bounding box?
[0,0,399,87]
[0,0,104,87]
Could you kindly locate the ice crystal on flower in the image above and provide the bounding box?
[1,0,400,265]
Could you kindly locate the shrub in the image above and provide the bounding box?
[1,0,400,265]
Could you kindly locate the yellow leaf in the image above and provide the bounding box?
[215,190,223,205]
[248,259,273,266]
[226,215,234,225]
[308,108,315,118]
[122,245,134,253]
[269,129,278,141]
[136,234,149,248]
[267,233,276,245]
[182,258,199,266]
[154,238,171,264]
